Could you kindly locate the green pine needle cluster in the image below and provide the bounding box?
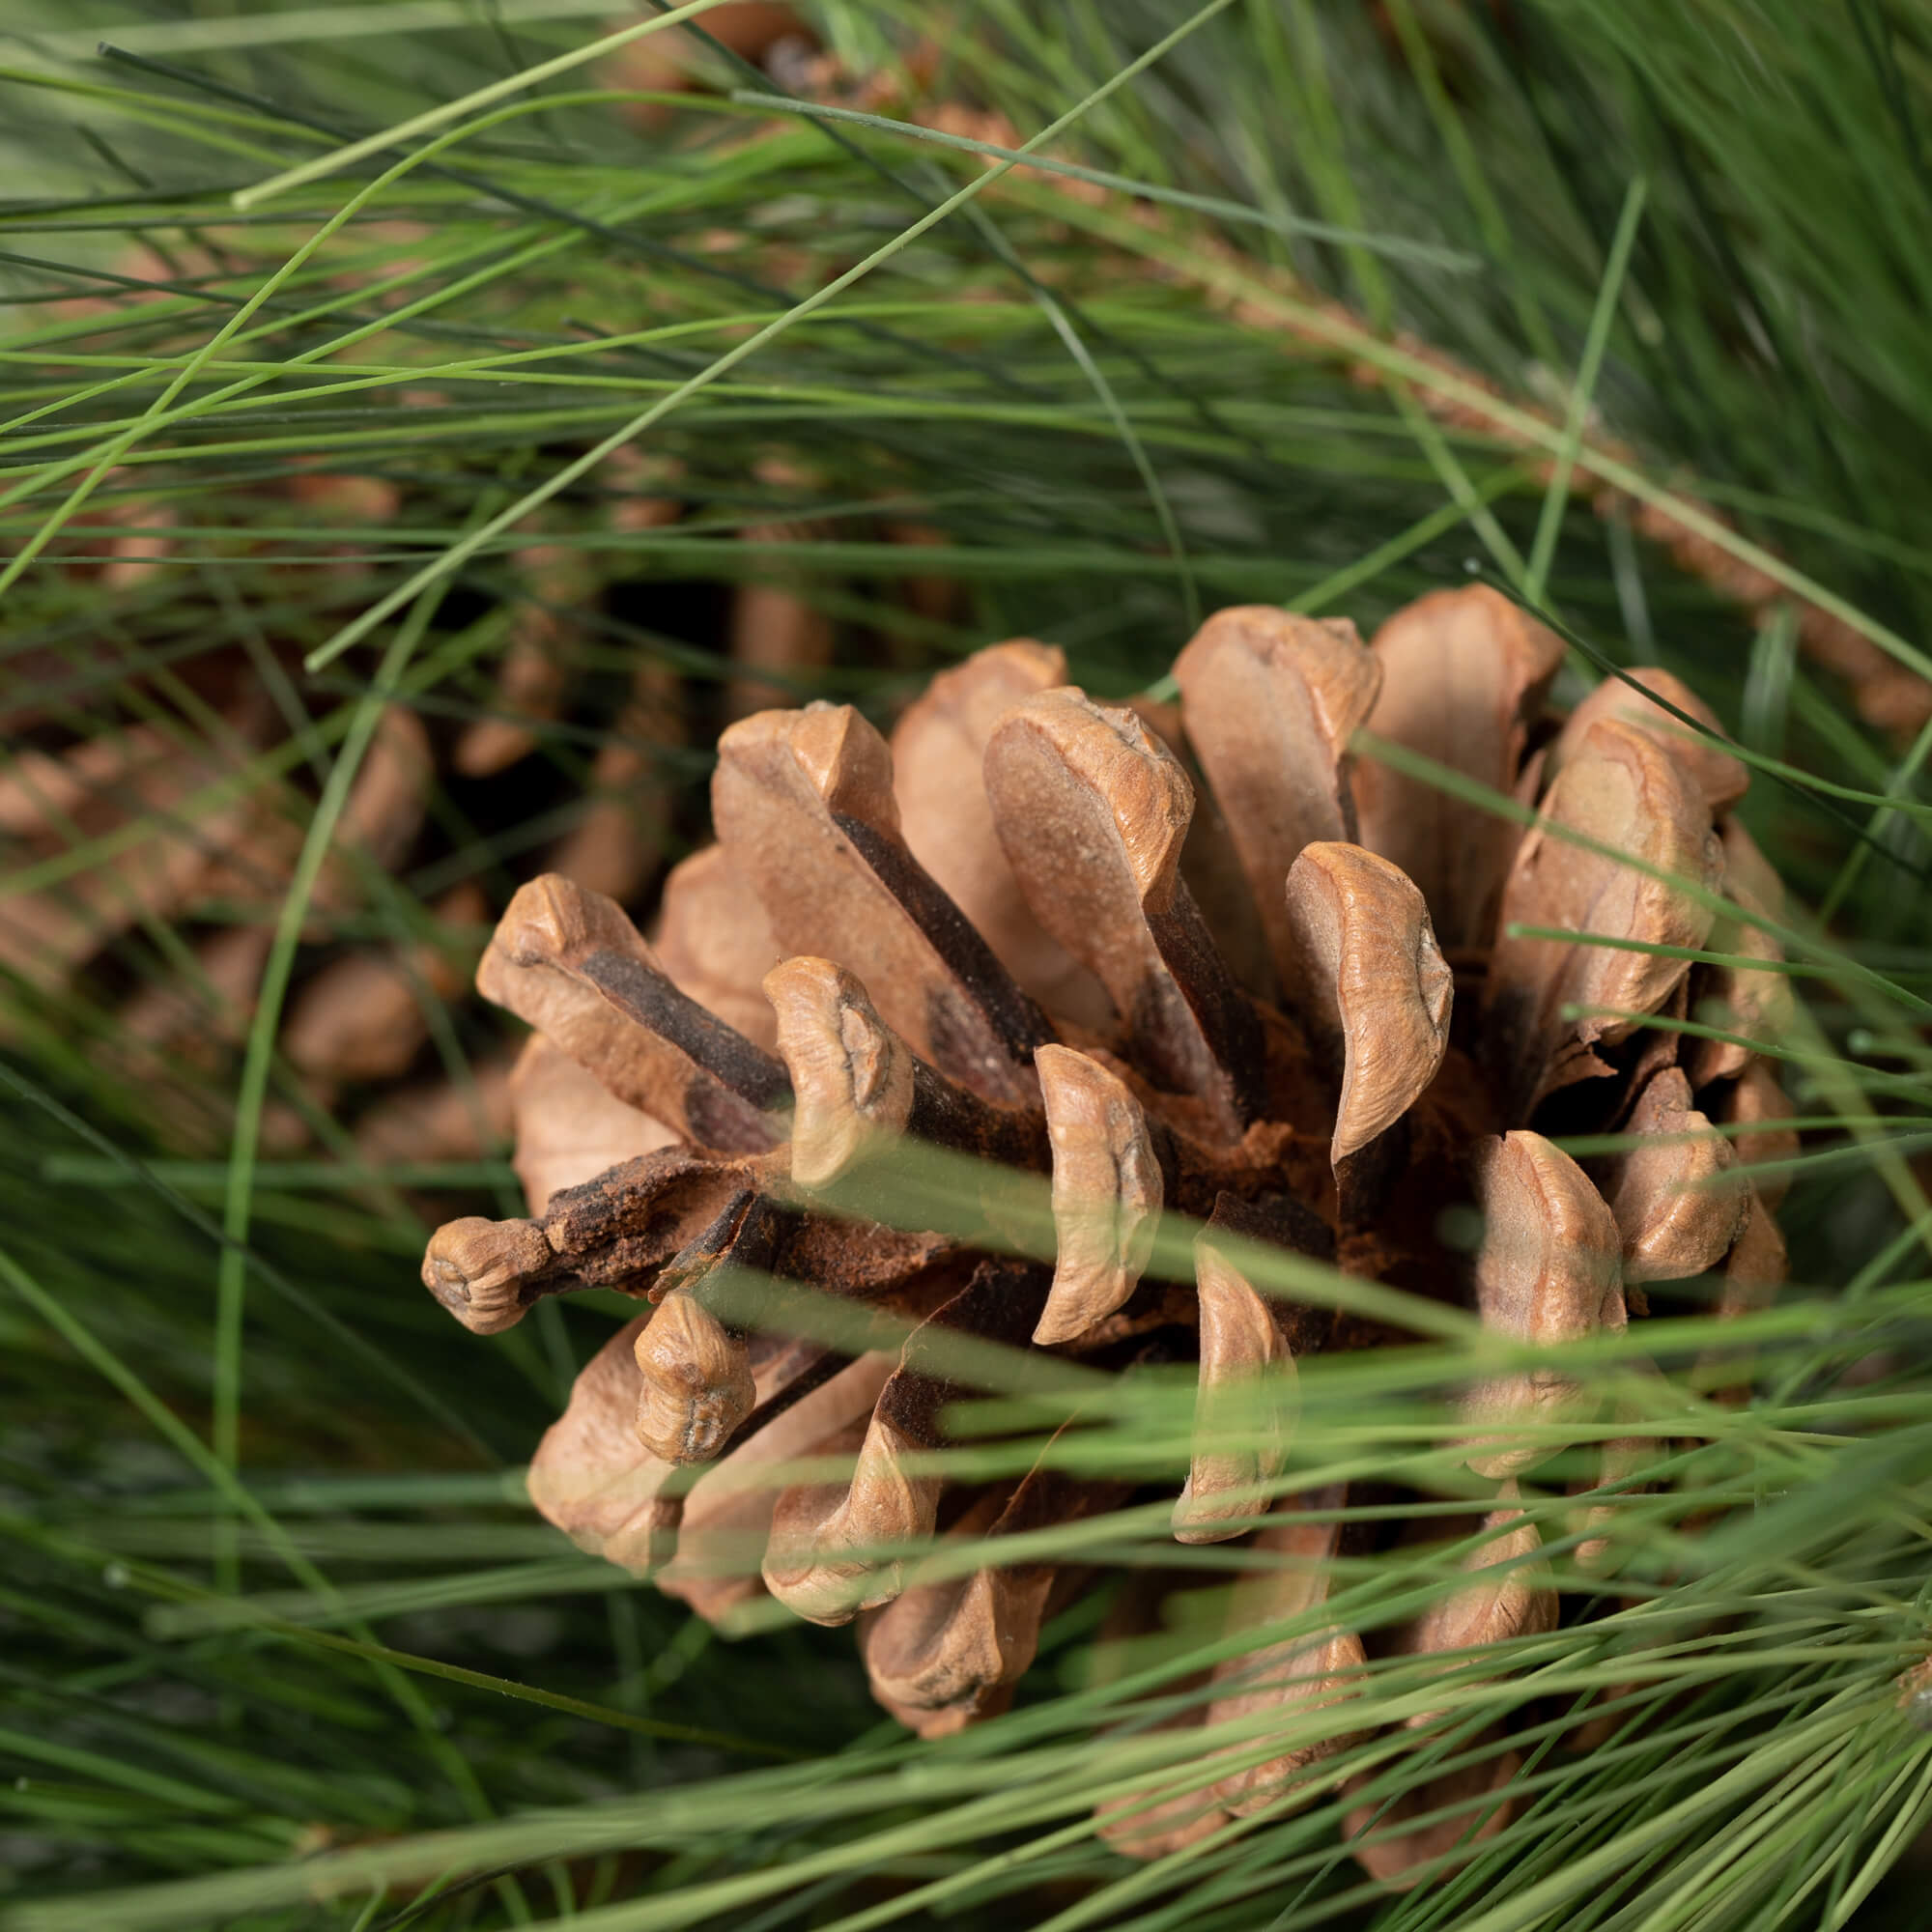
[3,2,1931,1927]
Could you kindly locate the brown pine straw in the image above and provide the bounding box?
[787,63,1932,738]
[594,13,1927,730]
[1144,215,1930,735]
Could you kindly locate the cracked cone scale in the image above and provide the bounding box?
[420,584,1791,1882]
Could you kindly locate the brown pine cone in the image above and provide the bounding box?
[420,585,1797,1880]
[1,441,869,1160]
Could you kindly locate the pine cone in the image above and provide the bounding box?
[420,585,1796,1879]
[2,438,879,1159]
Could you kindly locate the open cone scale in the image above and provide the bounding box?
[420,584,1794,1880]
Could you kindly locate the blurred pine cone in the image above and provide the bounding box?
[420,584,1797,1879]
[1,411,868,1161]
